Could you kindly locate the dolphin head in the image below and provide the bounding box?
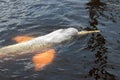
[43,28,78,43]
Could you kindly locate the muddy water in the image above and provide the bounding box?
[0,0,120,80]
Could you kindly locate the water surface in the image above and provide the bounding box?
[0,0,120,80]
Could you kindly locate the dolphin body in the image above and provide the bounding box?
[0,28,78,58]
[0,27,100,58]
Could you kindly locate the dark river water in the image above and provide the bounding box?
[0,0,120,80]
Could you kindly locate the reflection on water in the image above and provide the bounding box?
[85,0,116,80]
[86,33,116,80]
[87,0,106,29]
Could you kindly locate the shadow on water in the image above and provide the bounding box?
[85,0,116,80]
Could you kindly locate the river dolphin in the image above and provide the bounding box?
[0,28,78,58]
[0,27,100,70]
